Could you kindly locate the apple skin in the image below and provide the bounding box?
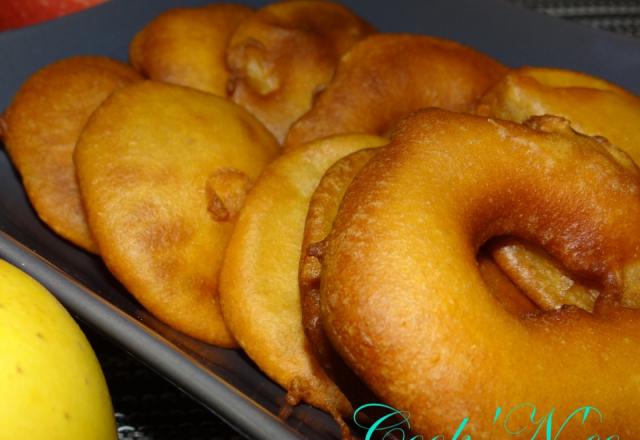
[0,259,116,440]
[0,0,107,31]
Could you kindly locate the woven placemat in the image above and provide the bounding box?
[89,2,638,439]
[85,326,243,440]
[511,0,640,37]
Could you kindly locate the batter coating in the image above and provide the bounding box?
[219,134,386,427]
[477,66,640,162]
[321,109,640,438]
[299,148,380,404]
[285,33,507,148]
[226,0,374,142]
[1,56,141,252]
[75,81,278,345]
[130,4,252,96]
[299,148,543,408]
[300,149,548,387]
[477,71,640,311]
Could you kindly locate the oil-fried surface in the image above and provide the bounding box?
[219,134,386,426]
[130,4,252,96]
[285,33,507,148]
[477,66,640,162]
[227,0,374,143]
[322,109,640,438]
[1,56,141,252]
[74,81,279,346]
[299,148,380,406]
[477,67,640,313]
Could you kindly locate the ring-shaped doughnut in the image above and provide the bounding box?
[321,109,640,438]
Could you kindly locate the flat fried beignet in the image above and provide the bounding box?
[285,33,507,148]
[130,3,252,95]
[477,66,640,162]
[299,148,381,408]
[74,81,279,346]
[1,56,141,252]
[219,134,386,426]
[227,0,374,143]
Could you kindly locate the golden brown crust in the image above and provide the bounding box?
[74,81,279,346]
[219,134,386,420]
[129,4,252,95]
[205,168,254,222]
[284,33,507,148]
[2,56,141,252]
[226,0,374,142]
[299,147,381,403]
[475,66,640,312]
[476,66,640,163]
[321,109,640,438]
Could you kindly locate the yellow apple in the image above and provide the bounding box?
[0,259,115,440]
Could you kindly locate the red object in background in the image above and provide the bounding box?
[0,0,107,31]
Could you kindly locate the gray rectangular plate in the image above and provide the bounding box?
[0,1,639,439]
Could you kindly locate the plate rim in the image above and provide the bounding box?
[0,231,303,440]
[1,0,640,438]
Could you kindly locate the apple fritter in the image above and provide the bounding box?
[219,134,386,424]
[285,33,507,148]
[130,3,252,96]
[477,66,640,163]
[477,71,640,312]
[74,81,279,346]
[226,0,374,142]
[1,56,141,252]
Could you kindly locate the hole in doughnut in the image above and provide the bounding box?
[477,236,602,315]
[476,246,539,317]
[320,109,640,437]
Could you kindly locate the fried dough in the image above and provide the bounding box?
[285,33,507,148]
[321,109,640,438]
[477,67,640,312]
[226,0,374,142]
[298,147,380,407]
[477,66,640,161]
[1,56,141,252]
[219,134,386,424]
[74,81,279,345]
[130,3,252,95]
